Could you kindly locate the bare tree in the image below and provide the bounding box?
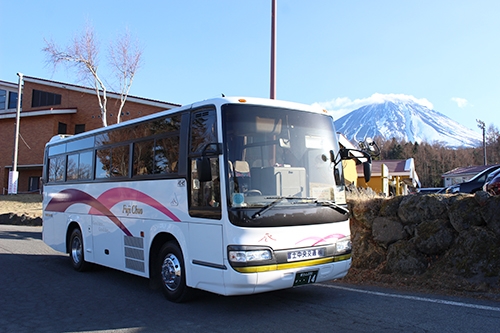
[109,28,142,124]
[43,24,142,126]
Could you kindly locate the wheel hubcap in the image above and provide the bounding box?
[71,237,83,264]
[161,254,181,291]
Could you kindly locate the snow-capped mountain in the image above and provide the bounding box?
[333,97,481,148]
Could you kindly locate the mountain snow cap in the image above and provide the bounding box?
[369,93,434,110]
[329,94,481,148]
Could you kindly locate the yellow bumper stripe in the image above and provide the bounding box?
[233,254,351,273]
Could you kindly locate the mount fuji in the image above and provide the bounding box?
[333,97,481,148]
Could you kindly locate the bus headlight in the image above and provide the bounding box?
[335,237,352,254]
[229,249,272,263]
[228,246,273,265]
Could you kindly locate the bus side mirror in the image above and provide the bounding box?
[363,161,371,183]
[196,157,212,182]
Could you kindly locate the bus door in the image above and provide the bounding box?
[187,108,225,290]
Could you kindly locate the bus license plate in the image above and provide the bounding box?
[287,248,325,262]
[293,270,318,286]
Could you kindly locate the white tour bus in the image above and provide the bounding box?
[42,96,374,302]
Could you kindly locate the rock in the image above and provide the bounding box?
[372,217,404,247]
[397,194,449,225]
[379,196,404,217]
[447,194,484,232]
[386,240,427,275]
[441,226,500,278]
[474,190,491,207]
[0,213,42,226]
[414,219,455,255]
[348,193,500,292]
[479,195,500,237]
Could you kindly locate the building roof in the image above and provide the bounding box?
[0,80,18,89]
[442,165,494,178]
[357,159,413,175]
[14,76,181,109]
[357,158,421,187]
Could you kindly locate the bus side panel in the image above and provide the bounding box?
[148,220,191,278]
[92,214,128,271]
[42,212,66,253]
[187,222,224,292]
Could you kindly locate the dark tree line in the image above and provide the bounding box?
[372,124,500,187]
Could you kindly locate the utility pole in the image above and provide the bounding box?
[270,0,277,99]
[476,119,486,165]
[9,72,23,194]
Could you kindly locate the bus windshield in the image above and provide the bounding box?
[222,103,346,225]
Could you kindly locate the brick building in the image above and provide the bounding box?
[0,76,179,194]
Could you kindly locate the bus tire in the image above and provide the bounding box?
[69,228,90,272]
[158,241,193,302]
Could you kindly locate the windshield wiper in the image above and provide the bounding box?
[251,196,316,219]
[315,200,349,215]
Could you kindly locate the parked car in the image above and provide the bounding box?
[447,164,500,194]
[483,168,500,195]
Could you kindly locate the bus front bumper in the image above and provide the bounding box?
[221,255,352,296]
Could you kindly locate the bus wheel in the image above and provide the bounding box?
[158,242,193,302]
[69,228,90,272]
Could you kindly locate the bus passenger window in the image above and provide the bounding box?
[79,151,93,180]
[155,136,179,174]
[110,145,129,177]
[48,155,65,182]
[95,148,111,178]
[133,140,154,176]
[66,154,79,180]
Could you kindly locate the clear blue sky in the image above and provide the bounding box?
[1,0,499,134]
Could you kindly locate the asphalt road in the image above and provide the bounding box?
[1,225,499,333]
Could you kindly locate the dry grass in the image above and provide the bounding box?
[346,186,385,201]
[0,193,42,218]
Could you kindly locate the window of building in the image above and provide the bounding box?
[32,89,61,108]
[75,124,86,134]
[8,91,19,109]
[0,90,6,109]
[28,177,40,192]
[58,122,67,134]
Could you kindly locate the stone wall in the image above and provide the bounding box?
[0,213,42,226]
[346,192,500,292]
